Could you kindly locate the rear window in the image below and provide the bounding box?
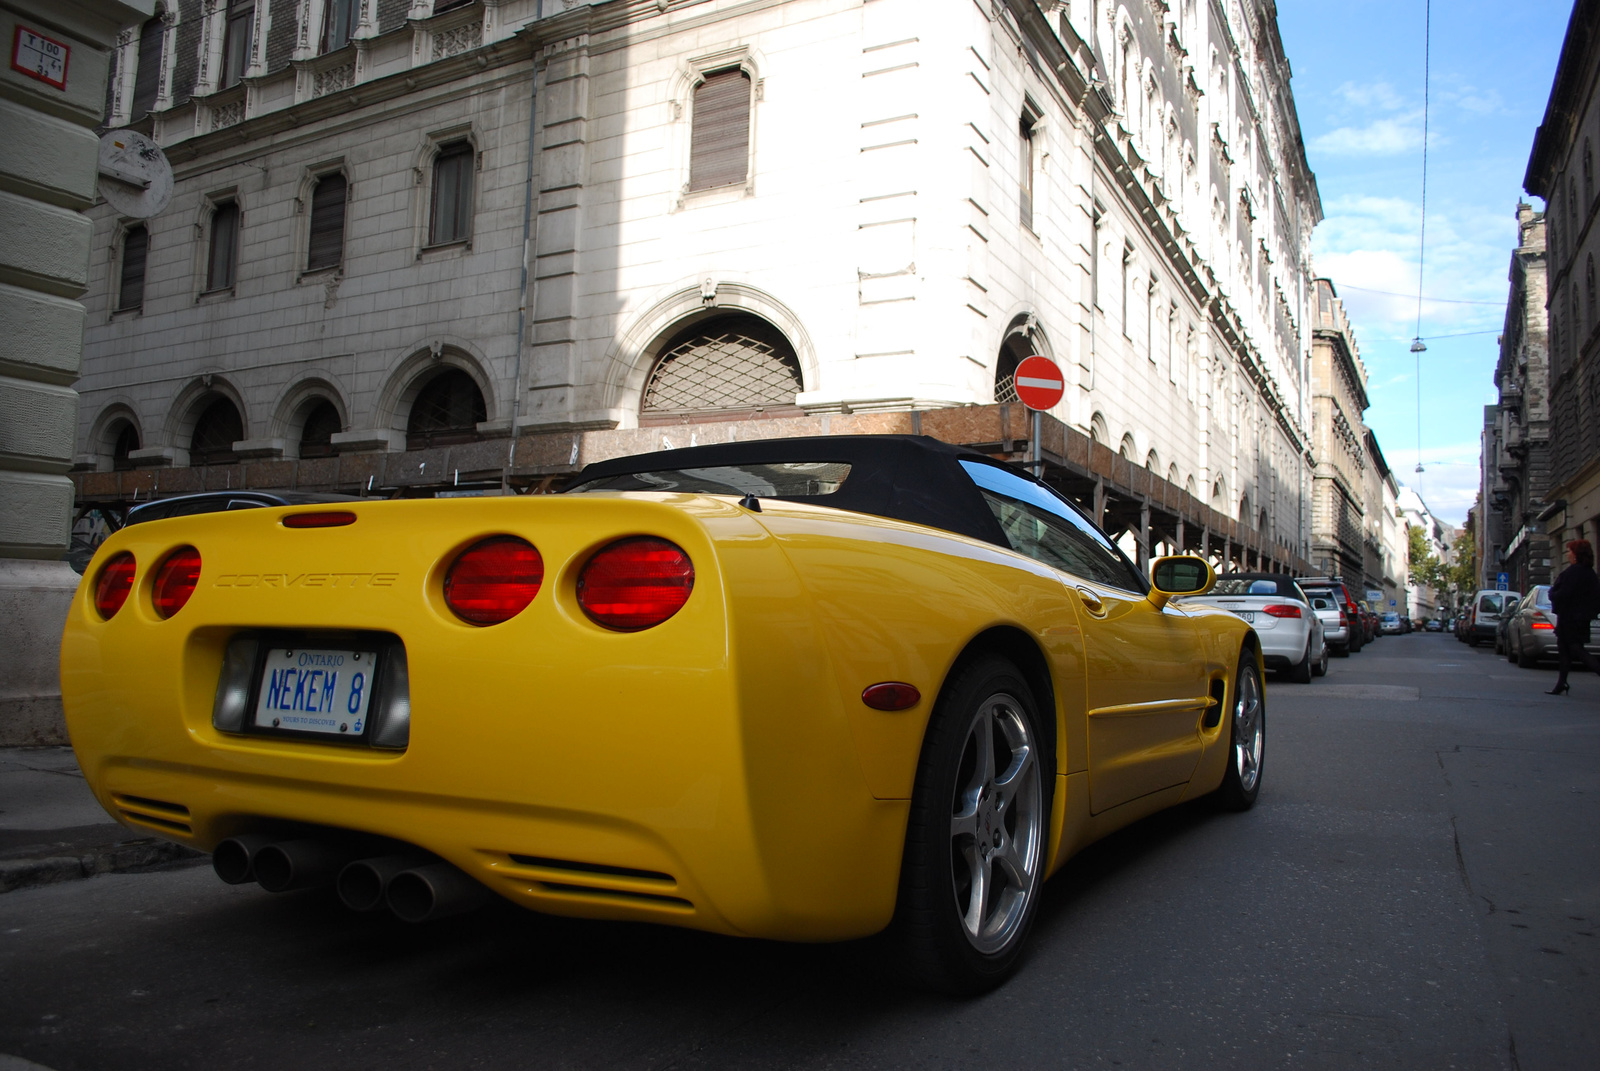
[1309,594,1335,611]
[1212,577,1295,597]
[571,462,852,497]
[1533,586,1552,608]
[1477,593,1505,615]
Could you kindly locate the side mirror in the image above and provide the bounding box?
[1149,555,1215,610]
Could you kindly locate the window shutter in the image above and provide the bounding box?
[119,225,148,310]
[307,174,346,270]
[689,69,750,191]
[132,18,163,116]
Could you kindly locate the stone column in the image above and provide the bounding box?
[0,0,153,744]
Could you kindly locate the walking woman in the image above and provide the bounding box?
[1547,538,1600,695]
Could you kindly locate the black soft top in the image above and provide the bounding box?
[570,435,1011,546]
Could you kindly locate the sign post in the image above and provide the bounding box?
[1013,355,1064,477]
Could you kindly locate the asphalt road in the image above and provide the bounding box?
[2,633,1596,1070]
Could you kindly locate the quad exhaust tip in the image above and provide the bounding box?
[215,838,490,922]
[386,861,492,923]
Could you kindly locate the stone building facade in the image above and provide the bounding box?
[1308,277,1367,582]
[1,0,152,745]
[1362,429,1404,616]
[1526,0,1600,579]
[72,0,1321,568]
[1481,203,1552,593]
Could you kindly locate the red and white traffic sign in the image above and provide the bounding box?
[1012,355,1065,411]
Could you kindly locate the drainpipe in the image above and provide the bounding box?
[506,7,543,490]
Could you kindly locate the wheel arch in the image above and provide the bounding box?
[934,626,1058,781]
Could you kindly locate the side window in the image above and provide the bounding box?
[959,460,1145,592]
[118,224,148,310]
[206,200,240,292]
[429,141,474,246]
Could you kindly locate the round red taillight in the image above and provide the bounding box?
[577,538,694,631]
[152,547,202,619]
[444,536,543,625]
[94,552,136,619]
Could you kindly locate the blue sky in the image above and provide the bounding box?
[1276,0,1571,526]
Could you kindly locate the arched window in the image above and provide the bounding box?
[1240,494,1251,524]
[112,422,140,471]
[641,314,802,421]
[1259,508,1269,534]
[407,369,485,449]
[994,326,1038,404]
[1119,433,1136,460]
[190,397,244,465]
[132,13,164,117]
[1089,411,1109,445]
[299,400,342,459]
[1211,478,1226,511]
[1145,449,1160,472]
[1168,463,1180,485]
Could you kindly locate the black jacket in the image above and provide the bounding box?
[1550,562,1600,642]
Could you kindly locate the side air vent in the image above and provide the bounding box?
[1203,678,1228,730]
[113,793,193,835]
[500,853,691,909]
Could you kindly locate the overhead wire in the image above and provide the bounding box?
[1413,0,1432,477]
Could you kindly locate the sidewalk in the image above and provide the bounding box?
[0,747,203,893]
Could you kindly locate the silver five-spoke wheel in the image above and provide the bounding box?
[1217,650,1264,810]
[948,693,1042,955]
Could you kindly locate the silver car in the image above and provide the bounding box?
[1182,572,1327,682]
[1505,585,1600,667]
[1306,589,1350,656]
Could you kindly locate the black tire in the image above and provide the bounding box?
[889,656,1052,994]
[1312,642,1329,677]
[1507,634,1519,663]
[1333,642,1350,658]
[1215,649,1264,812]
[1288,637,1313,683]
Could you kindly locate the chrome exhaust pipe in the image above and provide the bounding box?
[337,854,429,913]
[212,834,275,885]
[386,861,492,923]
[252,839,347,893]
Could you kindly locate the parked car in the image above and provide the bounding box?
[1494,596,1520,654]
[1425,619,1443,632]
[1504,585,1600,667]
[1299,578,1364,653]
[1305,588,1352,656]
[61,435,1264,994]
[1464,589,1521,646]
[1380,611,1403,635]
[1181,572,1326,681]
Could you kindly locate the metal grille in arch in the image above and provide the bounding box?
[643,315,802,416]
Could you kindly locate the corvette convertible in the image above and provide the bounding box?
[60,435,1263,992]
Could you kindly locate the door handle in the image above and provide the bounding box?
[1076,586,1106,617]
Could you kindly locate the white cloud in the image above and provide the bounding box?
[1397,443,1484,526]
[1311,115,1426,157]
[1334,80,1407,112]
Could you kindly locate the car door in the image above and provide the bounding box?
[958,462,1210,814]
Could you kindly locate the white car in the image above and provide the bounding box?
[1304,588,1350,655]
[1182,573,1326,682]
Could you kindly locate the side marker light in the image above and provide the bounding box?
[862,682,921,711]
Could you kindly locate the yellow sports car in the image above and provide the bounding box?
[60,435,1262,993]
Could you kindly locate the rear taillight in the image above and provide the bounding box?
[443,536,543,625]
[578,537,694,631]
[1532,621,1554,630]
[94,552,136,619]
[1263,604,1303,618]
[152,547,202,618]
[1338,611,1349,626]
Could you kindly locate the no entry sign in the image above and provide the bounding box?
[1013,355,1065,411]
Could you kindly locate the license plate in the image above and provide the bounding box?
[253,646,377,736]
[1233,610,1256,622]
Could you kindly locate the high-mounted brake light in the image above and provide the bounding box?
[283,511,357,528]
[578,537,694,631]
[443,536,543,625]
[94,552,136,619]
[1263,604,1303,619]
[152,547,202,618]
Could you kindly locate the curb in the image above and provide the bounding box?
[0,839,206,894]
